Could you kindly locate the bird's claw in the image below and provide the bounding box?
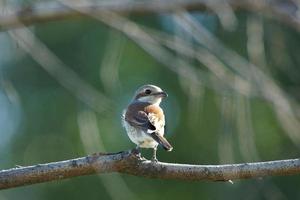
[151,157,158,163]
[131,148,146,161]
[134,153,146,161]
[138,156,147,161]
[131,148,140,155]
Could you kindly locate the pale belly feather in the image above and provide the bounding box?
[122,120,158,148]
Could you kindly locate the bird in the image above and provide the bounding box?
[122,84,173,162]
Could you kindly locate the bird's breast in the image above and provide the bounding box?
[144,105,164,121]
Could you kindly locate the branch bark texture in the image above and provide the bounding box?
[1,151,300,190]
[0,0,299,31]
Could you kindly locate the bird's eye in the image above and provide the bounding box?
[145,89,151,94]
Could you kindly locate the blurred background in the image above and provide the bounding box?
[1,0,300,199]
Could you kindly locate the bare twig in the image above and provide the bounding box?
[1,151,300,190]
[8,27,111,114]
[174,13,300,147]
[0,0,299,31]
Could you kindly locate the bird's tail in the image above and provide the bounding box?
[150,133,173,151]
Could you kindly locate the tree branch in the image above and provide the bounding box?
[0,0,299,31]
[1,150,300,190]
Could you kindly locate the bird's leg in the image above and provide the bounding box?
[151,146,158,162]
[131,146,146,160]
[131,145,140,155]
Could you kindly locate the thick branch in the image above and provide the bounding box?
[1,151,300,190]
[0,0,299,31]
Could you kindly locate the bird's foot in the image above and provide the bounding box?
[131,148,146,161]
[131,148,140,155]
[151,157,158,163]
[138,156,147,161]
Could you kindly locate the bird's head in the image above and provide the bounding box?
[133,84,168,105]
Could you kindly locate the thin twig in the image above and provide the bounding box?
[0,0,299,31]
[1,151,300,190]
[8,26,111,114]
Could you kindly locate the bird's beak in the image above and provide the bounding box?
[154,91,168,98]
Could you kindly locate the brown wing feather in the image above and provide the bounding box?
[125,102,156,132]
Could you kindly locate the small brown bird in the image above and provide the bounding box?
[122,84,173,161]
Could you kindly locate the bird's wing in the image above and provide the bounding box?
[126,110,156,132]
